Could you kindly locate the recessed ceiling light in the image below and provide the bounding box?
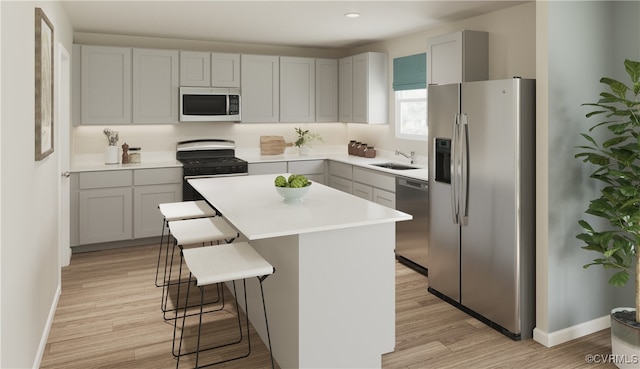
[344,12,360,18]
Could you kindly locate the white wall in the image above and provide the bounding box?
[346,2,536,157]
[535,0,639,345]
[0,1,73,367]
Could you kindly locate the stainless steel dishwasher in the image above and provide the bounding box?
[395,176,429,275]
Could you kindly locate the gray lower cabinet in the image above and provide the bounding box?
[72,167,182,247]
[328,161,395,208]
[133,183,181,238]
[79,187,133,245]
[248,160,326,185]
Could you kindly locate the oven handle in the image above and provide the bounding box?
[184,173,249,180]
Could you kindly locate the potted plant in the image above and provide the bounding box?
[575,59,640,368]
[294,127,323,156]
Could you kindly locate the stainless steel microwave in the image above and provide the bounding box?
[179,87,241,122]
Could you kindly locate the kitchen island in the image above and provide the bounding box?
[188,174,411,369]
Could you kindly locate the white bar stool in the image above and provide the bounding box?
[163,217,239,320]
[173,242,275,369]
[156,201,217,288]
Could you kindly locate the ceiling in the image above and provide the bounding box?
[61,0,528,49]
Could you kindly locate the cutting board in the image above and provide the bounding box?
[260,136,293,155]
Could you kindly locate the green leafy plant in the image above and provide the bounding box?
[575,59,640,323]
[294,127,323,148]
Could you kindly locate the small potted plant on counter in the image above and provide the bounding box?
[294,127,323,156]
[575,59,640,368]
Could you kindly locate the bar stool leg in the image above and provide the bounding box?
[258,275,275,369]
[154,219,168,287]
[174,276,275,369]
[164,242,224,321]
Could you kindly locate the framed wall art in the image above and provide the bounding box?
[35,7,54,160]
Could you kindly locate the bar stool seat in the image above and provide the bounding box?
[175,242,275,369]
[162,217,239,320]
[159,200,217,222]
[155,201,217,288]
[168,217,238,246]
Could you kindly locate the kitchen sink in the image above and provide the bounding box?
[371,162,419,170]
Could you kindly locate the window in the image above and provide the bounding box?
[395,89,427,140]
[393,53,427,141]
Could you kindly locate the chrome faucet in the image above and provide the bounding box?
[395,150,415,164]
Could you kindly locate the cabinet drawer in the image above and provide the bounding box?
[329,175,352,194]
[79,170,132,189]
[373,188,395,209]
[288,160,324,174]
[353,167,395,192]
[352,182,373,201]
[134,168,182,185]
[328,161,352,179]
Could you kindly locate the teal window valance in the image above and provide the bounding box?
[393,53,427,91]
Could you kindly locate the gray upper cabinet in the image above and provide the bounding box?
[280,56,315,123]
[78,45,180,125]
[80,45,132,125]
[179,51,210,86]
[339,52,388,124]
[426,30,488,85]
[133,48,179,124]
[352,52,388,124]
[180,51,240,87]
[211,52,241,87]
[338,56,353,123]
[241,54,280,123]
[315,58,338,122]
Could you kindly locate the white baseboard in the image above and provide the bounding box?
[32,284,61,369]
[533,314,611,347]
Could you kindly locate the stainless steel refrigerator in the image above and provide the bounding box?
[427,78,535,340]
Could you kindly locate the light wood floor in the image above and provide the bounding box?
[41,243,614,369]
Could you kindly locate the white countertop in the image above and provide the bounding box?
[70,147,429,182]
[238,146,429,182]
[188,174,412,240]
[70,151,181,172]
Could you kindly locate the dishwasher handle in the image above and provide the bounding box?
[397,177,428,191]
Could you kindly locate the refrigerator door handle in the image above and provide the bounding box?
[451,114,460,224]
[460,114,470,226]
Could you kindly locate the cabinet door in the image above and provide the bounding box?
[79,187,132,244]
[248,162,287,175]
[352,52,388,124]
[211,53,240,87]
[280,57,315,122]
[427,31,462,85]
[81,45,132,124]
[180,51,211,86]
[241,55,279,122]
[134,184,181,238]
[427,30,488,85]
[338,56,353,122]
[352,53,369,123]
[133,48,179,124]
[316,58,338,122]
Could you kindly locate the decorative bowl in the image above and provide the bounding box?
[275,183,311,204]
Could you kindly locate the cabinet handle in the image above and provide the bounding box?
[61,171,71,178]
